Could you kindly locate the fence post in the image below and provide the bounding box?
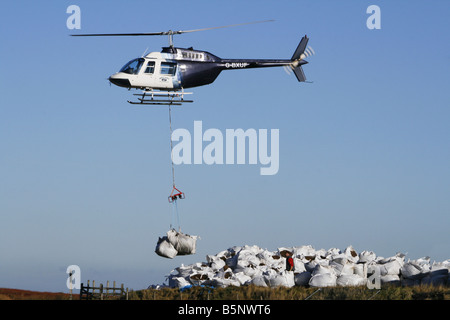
[81,279,128,300]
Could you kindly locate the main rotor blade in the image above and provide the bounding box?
[70,20,275,37]
[179,19,275,33]
[71,32,167,37]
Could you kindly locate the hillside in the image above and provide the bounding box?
[0,288,77,300]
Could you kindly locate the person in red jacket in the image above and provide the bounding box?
[285,251,294,271]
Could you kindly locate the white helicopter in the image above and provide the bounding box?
[72,20,314,105]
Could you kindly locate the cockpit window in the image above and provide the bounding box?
[120,58,144,74]
[160,62,177,76]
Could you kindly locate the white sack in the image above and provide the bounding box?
[312,264,336,276]
[234,272,252,286]
[210,277,240,288]
[155,236,178,259]
[293,245,316,258]
[309,273,337,287]
[293,259,307,273]
[401,262,424,279]
[266,271,295,288]
[359,250,376,264]
[336,274,366,287]
[168,276,190,288]
[210,258,226,271]
[329,258,354,276]
[344,245,359,263]
[175,264,194,277]
[162,244,449,289]
[305,260,318,273]
[167,229,198,255]
[251,275,268,287]
[294,271,312,286]
[326,248,342,259]
[241,267,259,277]
[381,274,400,285]
[380,259,403,276]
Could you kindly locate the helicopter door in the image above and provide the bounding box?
[158,62,178,89]
[134,60,157,89]
[144,61,155,74]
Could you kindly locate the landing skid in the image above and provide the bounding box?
[127,89,193,106]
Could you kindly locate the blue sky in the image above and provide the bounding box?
[0,0,449,292]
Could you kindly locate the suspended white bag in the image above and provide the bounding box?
[167,229,199,256]
[155,229,199,258]
[155,236,178,259]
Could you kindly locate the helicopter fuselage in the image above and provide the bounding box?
[108,46,308,91]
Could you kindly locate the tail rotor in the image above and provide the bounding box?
[284,45,314,75]
[303,45,315,59]
[286,35,314,82]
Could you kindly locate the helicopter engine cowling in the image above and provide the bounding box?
[179,62,223,89]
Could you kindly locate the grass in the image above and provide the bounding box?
[128,284,450,300]
[0,288,78,300]
[1,285,448,300]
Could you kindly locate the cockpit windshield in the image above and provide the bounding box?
[119,58,144,74]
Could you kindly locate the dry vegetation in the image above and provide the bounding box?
[0,288,77,300]
[129,284,450,300]
[1,285,448,300]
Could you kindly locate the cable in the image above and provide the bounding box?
[168,105,175,188]
[168,105,182,232]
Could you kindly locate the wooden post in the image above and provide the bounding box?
[100,283,104,300]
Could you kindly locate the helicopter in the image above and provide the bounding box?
[71,20,314,105]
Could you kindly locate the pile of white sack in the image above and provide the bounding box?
[163,244,450,288]
[155,229,199,259]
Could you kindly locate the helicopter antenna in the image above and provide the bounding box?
[141,47,150,57]
[71,20,275,47]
